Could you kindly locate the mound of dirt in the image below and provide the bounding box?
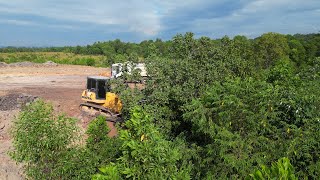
[43,61,58,66]
[9,61,36,67]
[0,93,38,111]
[1,61,58,67]
[0,62,7,67]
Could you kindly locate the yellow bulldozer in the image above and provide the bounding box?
[80,76,122,122]
[80,65,146,136]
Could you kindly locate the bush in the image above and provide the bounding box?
[10,100,105,179]
[93,107,191,179]
[10,100,80,179]
[86,116,122,164]
[249,157,297,180]
[86,58,96,66]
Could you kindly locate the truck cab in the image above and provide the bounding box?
[111,63,123,78]
[111,62,147,79]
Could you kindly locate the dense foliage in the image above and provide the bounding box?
[10,32,320,179]
[10,101,121,179]
[93,107,191,179]
[249,157,297,180]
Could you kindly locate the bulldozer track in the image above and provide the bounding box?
[79,102,122,122]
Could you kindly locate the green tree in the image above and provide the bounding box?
[288,39,306,65]
[86,116,122,165]
[10,100,82,179]
[254,32,290,68]
[93,107,191,179]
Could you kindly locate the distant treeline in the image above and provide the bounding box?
[1,33,319,64]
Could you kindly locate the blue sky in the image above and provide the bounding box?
[0,0,319,46]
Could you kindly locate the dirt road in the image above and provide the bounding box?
[0,64,110,179]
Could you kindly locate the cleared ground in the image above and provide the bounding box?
[0,63,110,179]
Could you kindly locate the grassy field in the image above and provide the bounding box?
[0,52,107,67]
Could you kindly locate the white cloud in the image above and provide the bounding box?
[0,19,38,26]
[0,18,78,30]
[183,0,320,37]
[0,0,162,35]
[0,0,229,36]
[0,0,319,43]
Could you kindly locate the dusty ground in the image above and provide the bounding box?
[0,63,110,180]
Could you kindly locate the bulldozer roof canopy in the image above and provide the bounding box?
[87,76,111,80]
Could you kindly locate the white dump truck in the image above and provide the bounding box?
[111,62,147,79]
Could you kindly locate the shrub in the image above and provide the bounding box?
[10,100,80,179]
[10,101,127,179]
[249,157,297,180]
[86,58,96,66]
[86,116,122,164]
[93,106,192,179]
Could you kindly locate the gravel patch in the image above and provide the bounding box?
[0,93,38,111]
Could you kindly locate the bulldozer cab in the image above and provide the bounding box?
[86,76,111,100]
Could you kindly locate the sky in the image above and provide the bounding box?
[0,0,319,46]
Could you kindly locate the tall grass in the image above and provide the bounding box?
[0,52,107,67]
